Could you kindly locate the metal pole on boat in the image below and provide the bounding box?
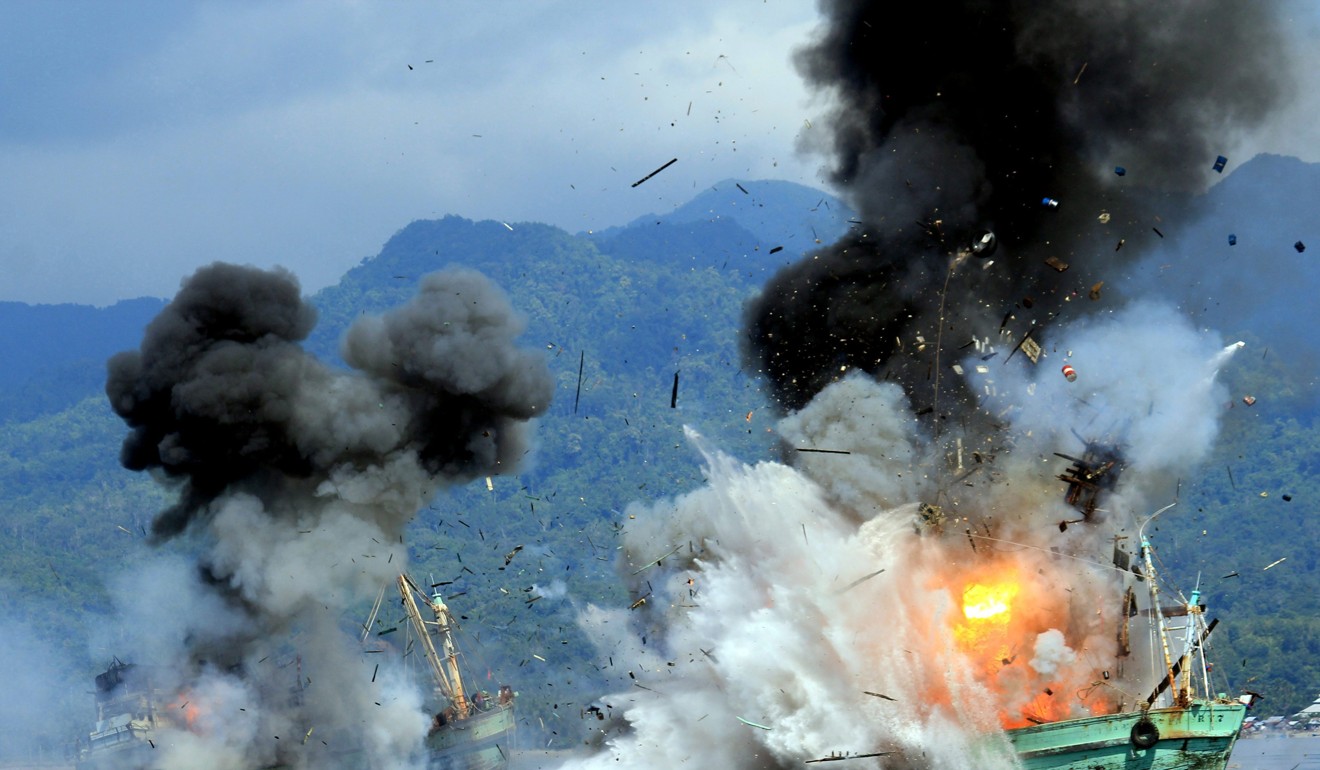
[1139,503,1182,708]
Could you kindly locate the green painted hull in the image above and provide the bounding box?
[426,703,516,770]
[1007,700,1247,770]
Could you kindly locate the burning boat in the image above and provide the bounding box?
[995,452,1252,770]
[74,660,178,770]
[1002,528,1251,769]
[394,573,517,770]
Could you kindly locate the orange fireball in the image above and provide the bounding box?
[961,582,1019,620]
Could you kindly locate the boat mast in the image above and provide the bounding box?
[1138,504,1185,708]
[398,574,471,718]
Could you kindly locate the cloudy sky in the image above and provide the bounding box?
[3,1,1318,306]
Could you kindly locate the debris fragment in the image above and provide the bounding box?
[1041,197,1060,208]
[838,569,885,594]
[1262,557,1286,571]
[1213,155,1228,173]
[631,545,682,575]
[1072,62,1087,84]
[1044,256,1068,272]
[736,716,772,730]
[1097,212,1111,224]
[1295,240,1306,253]
[1221,571,1239,579]
[769,246,784,254]
[504,545,524,566]
[735,183,749,195]
[1282,494,1292,502]
[1088,282,1104,300]
[1242,395,1256,406]
[670,371,679,408]
[862,691,896,701]
[970,230,997,257]
[1228,234,1237,246]
[1020,337,1042,364]
[631,158,678,188]
[806,751,892,764]
[795,447,853,455]
[1152,227,1164,238]
[1114,166,1126,176]
[1115,239,1125,251]
[574,351,584,414]
[1061,364,1077,382]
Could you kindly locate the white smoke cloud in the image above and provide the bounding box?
[1029,630,1076,678]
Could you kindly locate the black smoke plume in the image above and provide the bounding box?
[107,262,552,539]
[745,0,1291,415]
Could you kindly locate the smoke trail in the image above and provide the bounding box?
[746,0,1291,414]
[99,262,552,769]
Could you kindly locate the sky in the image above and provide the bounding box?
[2,0,1319,307]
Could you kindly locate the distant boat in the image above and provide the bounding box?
[74,577,515,770]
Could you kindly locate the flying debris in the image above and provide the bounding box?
[1044,256,1069,272]
[1294,240,1305,253]
[1041,197,1060,208]
[969,230,997,257]
[1213,155,1228,173]
[1114,166,1127,176]
[1228,234,1237,246]
[1061,364,1077,382]
[1241,395,1256,406]
[631,158,678,188]
[736,716,772,731]
[1055,444,1124,518]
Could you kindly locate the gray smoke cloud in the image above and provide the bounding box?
[95,262,551,769]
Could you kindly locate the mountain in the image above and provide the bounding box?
[0,297,166,422]
[613,177,855,250]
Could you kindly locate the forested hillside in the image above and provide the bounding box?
[0,171,1316,761]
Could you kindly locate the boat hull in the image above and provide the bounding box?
[426,703,516,770]
[1007,700,1247,770]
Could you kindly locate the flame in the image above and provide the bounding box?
[961,582,1019,620]
[168,692,204,732]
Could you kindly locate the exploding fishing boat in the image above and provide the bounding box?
[997,450,1252,770]
[394,574,517,770]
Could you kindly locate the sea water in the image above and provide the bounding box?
[1230,735,1320,770]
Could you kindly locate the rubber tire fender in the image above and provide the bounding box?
[1130,717,1159,750]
